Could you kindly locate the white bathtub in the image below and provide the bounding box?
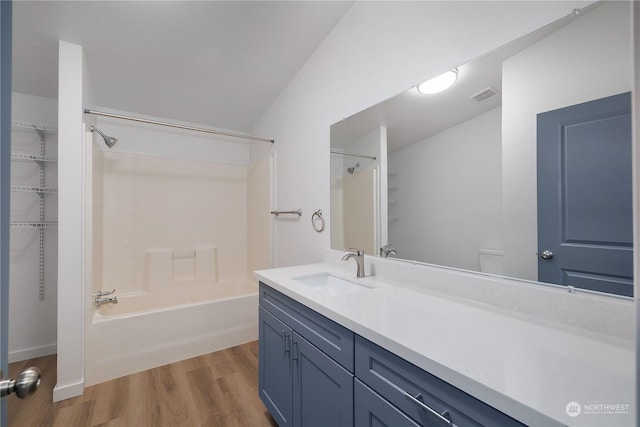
[85,281,258,386]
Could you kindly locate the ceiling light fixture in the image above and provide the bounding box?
[417,68,458,94]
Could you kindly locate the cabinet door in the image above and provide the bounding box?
[292,332,353,427]
[259,307,293,426]
[355,379,420,427]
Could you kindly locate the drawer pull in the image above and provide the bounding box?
[405,392,453,427]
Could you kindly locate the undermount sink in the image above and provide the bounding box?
[294,273,371,296]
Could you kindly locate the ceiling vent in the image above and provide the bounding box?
[469,87,499,102]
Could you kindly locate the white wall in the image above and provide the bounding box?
[8,93,58,362]
[251,1,592,268]
[389,107,502,270]
[502,1,632,280]
[12,93,57,127]
[55,40,91,402]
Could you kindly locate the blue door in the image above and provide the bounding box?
[1,2,12,426]
[537,92,633,297]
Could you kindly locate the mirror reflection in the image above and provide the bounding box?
[330,1,634,297]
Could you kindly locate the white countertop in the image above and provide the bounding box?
[255,262,635,427]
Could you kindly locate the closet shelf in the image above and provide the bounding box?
[11,121,58,135]
[10,222,58,229]
[10,121,56,303]
[11,153,58,163]
[11,185,58,194]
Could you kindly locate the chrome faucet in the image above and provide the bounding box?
[342,249,365,278]
[93,289,118,307]
[380,243,398,258]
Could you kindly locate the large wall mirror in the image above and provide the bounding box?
[330,1,634,297]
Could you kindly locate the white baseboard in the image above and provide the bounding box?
[53,379,84,402]
[8,344,57,363]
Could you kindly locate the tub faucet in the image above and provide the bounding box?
[342,249,365,278]
[93,289,118,307]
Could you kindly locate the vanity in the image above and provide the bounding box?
[258,2,636,426]
[255,255,635,427]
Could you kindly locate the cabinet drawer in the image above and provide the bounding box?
[355,336,525,427]
[355,379,420,427]
[259,283,354,372]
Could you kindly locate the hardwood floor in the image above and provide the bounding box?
[8,341,278,427]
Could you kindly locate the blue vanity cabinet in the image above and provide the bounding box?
[259,282,527,427]
[259,283,354,427]
[355,336,526,427]
[259,307,293,426]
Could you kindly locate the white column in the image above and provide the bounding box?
[54,40,86,402]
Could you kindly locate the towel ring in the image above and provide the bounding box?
[311,209,325,233]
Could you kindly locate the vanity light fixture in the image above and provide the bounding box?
[417,68,458,94]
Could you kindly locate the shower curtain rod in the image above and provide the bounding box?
[330,150,376,160]
[83,109,274,143]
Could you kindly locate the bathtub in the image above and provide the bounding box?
[85,281,258,386]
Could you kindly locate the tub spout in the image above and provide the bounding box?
[95,296,118,307]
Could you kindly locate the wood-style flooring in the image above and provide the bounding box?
[8,341,277,427]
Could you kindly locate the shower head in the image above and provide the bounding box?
[347,162,360,175]
[90,126,118,148]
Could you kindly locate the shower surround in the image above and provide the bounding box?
[84,127,271,385]
[99,151,248,293]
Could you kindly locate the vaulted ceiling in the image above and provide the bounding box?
[12,1,353,131]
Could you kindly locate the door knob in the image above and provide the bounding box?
[540,250,554,260]
[0,367,41,399]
